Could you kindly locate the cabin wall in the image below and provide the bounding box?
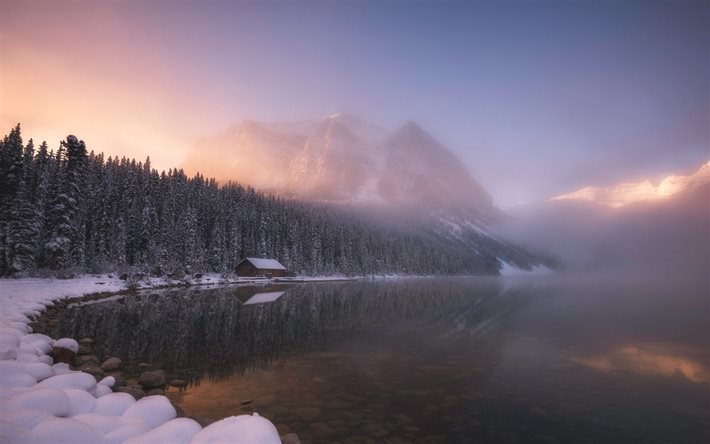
[235,264,287,278]
[235,263,258,277]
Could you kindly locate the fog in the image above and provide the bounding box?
[494,184,710,278]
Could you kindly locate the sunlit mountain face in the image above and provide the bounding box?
[551,161,710,208]
[183,113,499,222]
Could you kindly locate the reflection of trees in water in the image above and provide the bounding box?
[59,279,534,380]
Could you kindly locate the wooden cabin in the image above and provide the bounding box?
[235,257,287,278]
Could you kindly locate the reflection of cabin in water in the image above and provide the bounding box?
[234,285,288,305]
[235,257,287,278]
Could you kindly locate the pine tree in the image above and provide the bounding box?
[45,135,87,270]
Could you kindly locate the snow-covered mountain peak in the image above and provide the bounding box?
[184,114,499,220]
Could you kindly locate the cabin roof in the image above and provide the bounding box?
[241,257,286,270]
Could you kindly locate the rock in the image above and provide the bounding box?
[76,354,100,366]
[194,273,203,279]
[191,416,217,427]
[78,338,94,345]
[138,362,152,371]
[294,407,321,422]
[101,356,122,371]
[169,379,188,388]
[281,433,301,444]
[77,363,104,377]
[146,388,165,396]
[138,370,166,388]
[77,344,93,355]
[51,346,76,364]
[116,386,146,399]
[119,273,129,280]
[105,371,126,387]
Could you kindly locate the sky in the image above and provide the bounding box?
[1,0,708,206]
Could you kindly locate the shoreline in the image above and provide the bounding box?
[0,275,290,443]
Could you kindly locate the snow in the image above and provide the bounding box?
[98,376,115,388]
[63,388,96,416]
[93,392,136,416]
[2,388,71,417]
[0,420,31,444]
[121,395,176,428]
[498,260,552,276]
[192,414,281,444]
[2,409,52,431]
[30,417,105,444]
[243,257,286,270]
[0,275,286,443]
[36,372,97,391]
[53,338,79,353]
[72,412,125,434]
[243,291,285,305]
[124,418,202,444]
[103,422,150,444]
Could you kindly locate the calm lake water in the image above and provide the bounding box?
[59,274,710,443]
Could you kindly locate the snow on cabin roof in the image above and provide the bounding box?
[244,257,286,270]
[243,291,285,305]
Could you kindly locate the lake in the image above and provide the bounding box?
[58,274,710,443]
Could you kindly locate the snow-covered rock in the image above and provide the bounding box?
[0,419,31,444]
[121,395,176,428]
[72,412,125,434]
[3,388,71,417]
[98,376,116,388]
[103,422,150,444]
[124,418,201,444]
[2,409,52,432]
[30,417,105,444]
[52,338,79,353]
[36,372,97,391]
[93,392,136,416]
[191,414,281,444]
[63,389,97,417]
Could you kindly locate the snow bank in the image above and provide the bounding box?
[0,276,283,444]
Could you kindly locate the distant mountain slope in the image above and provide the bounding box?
[183,113,498,222]
[551,161,710,207]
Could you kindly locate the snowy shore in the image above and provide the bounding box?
[0,275,283,444]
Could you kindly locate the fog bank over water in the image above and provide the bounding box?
[494,183,709,277]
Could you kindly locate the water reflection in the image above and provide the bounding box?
[570,344,710,383]
[59,278,527,380]
[59,276,710,443]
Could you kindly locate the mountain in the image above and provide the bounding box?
[183,113,498,222]
[183,114,551,273]
[550,161,710,207]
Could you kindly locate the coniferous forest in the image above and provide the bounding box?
[0,125,539,277]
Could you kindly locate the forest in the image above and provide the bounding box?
[0,125,538,277]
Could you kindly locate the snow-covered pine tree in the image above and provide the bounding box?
[44,135,87,270]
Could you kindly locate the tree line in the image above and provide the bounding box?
[0,125,533,277]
